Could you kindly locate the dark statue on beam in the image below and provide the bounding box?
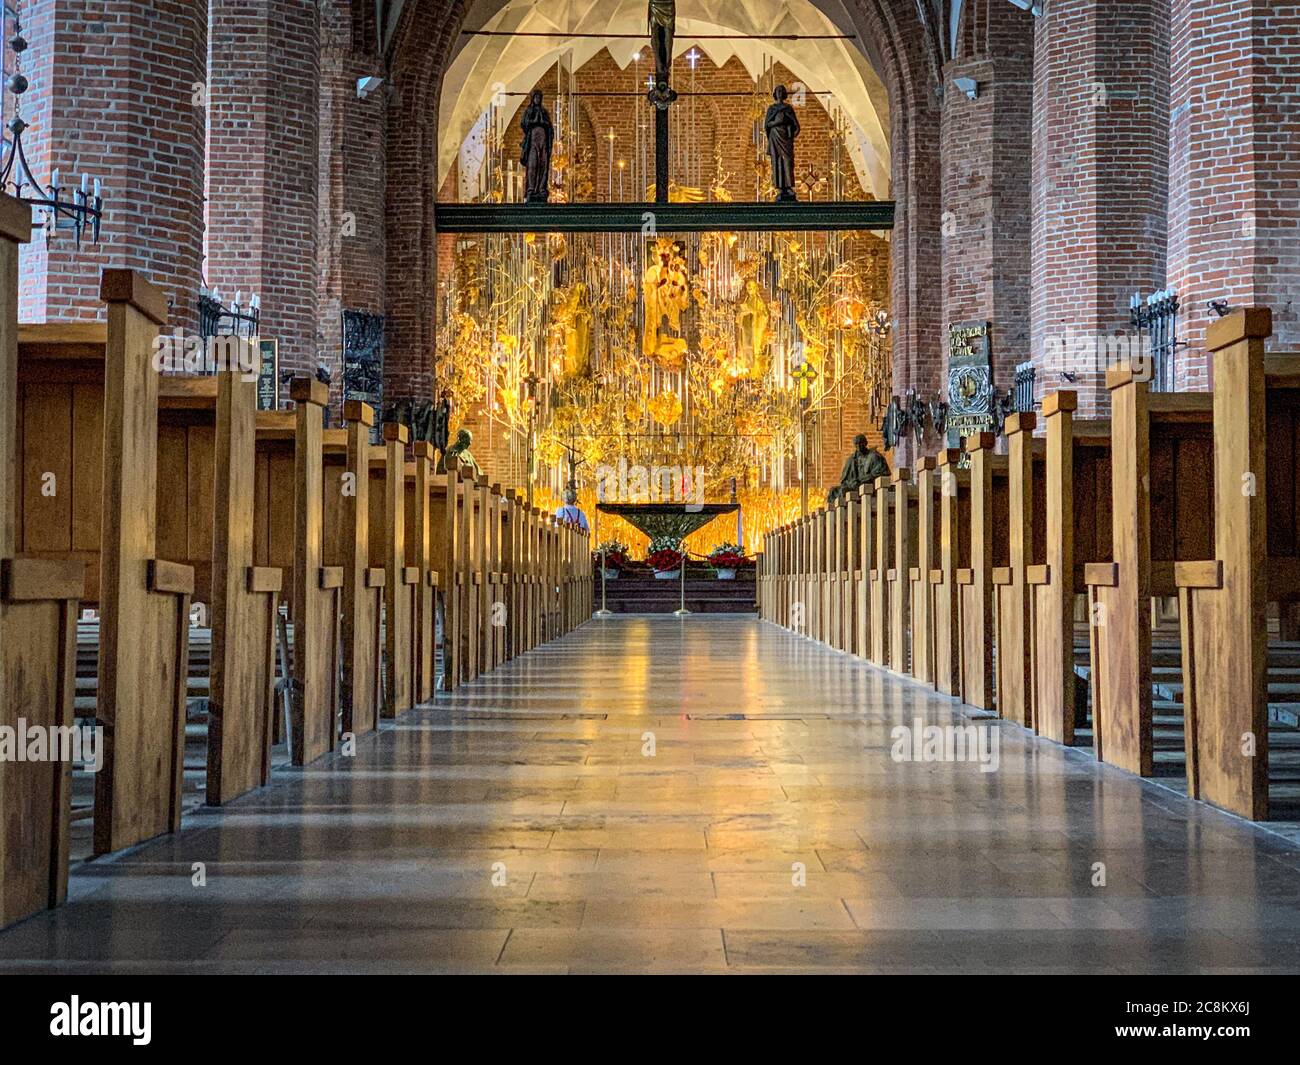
[647,0,678,203]
[648,0,675,86]
[520,89,554,204]
[765,85,801,203]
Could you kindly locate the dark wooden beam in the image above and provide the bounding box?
[434,201,895,233]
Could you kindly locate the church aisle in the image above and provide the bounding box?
[1,615,1298,974]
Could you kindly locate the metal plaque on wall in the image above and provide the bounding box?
[342,310,385,442]
[946,320,994,449]
[256,339,279,411]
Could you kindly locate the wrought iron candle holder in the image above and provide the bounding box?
[0,18,103,245]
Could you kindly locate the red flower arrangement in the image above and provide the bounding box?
[646,535,686,573]
[647,547,685,572]
[706,542,747,569]
[594,540,629,569]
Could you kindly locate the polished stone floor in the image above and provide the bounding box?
[2,615,1300,974]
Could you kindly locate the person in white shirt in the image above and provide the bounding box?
[555,487,589,532]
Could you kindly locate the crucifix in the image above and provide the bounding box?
[524,370,540,506]
[647,0,677,205]
[791,360,819,516]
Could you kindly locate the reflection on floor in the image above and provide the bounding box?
[2,615,1299,974]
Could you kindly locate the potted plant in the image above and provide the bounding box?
[594,540,629,580]
[707,542,746,580]
[646,535,685,580]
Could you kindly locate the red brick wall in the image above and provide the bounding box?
[19,0,207,331]
[1167,0,1300,382]
[207,0,320,400]
[941,2,1034,409]
[1030,0,1170,416]
[317,0,387,412]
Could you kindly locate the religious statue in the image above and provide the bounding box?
[555,282,592,379]
[520,90,554,204]
[735,280,772,377]
[431,391,452,456]
[647,0,675,88]
[827,433,889,505]
[642,238,690,361]
[764,85,801,203]
[437,427,483,480]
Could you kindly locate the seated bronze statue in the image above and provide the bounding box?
[827,433,889,505]
[437,427,482,480]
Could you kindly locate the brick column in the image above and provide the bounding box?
[207,0,320,393]
[1167,1,1300,382]
[1031,0,1170,415]
[941,5,1035,395]
[317,2,386,412]
[19,0,206,329]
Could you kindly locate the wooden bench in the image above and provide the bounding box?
[13,271,199,860]
[1084,368,1214,777]
[1031,393,1112,745]
[957,434,1001,712]
[0,195,84,929]
[156,371,283,806]
[334,401,384,738]
[909,458,941,685]
[931,449,969,698]
[994,415,1046,728]
[869,475,890,666]
[1175,309,1292,820]
[887,468,914,675]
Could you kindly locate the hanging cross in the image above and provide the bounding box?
[791,360,819,401]
[647,1,678,205]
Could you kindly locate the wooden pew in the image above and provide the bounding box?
[88,272,196,855]
[838,495,856,654]
[154,374,278,806]
[410,442,437,703]
[382,423,417,716]
[11,286,281,844]
[1084,368,1213,776]
[337,402,384,738]
[1175,309,1280,819]
[958,434,997,712]
[994,415,1046,729]
[288,377,342,766]
[932,449,969,698]
[438,465,464,690]
[909,458,940,685]
[0,195,84,928]
[1030,393,1112,745]
[869,475,890,666]
[888,467,913,674]
[855,485,875,659]
[487,483,506,667]
[170,371,283,806]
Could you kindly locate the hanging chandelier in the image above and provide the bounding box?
[0,16,103,245]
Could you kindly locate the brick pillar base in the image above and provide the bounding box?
[19,0,206,330]
[208,0,320,398]
[1031,0,1170,415]
[941,7,1035,406]
[1167,0,1300,381]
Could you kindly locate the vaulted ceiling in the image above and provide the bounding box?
[433,0,894,197]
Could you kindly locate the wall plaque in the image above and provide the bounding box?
[946,320,994,447]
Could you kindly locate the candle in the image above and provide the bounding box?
[93,178,102,199]
[50,169,60,188]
